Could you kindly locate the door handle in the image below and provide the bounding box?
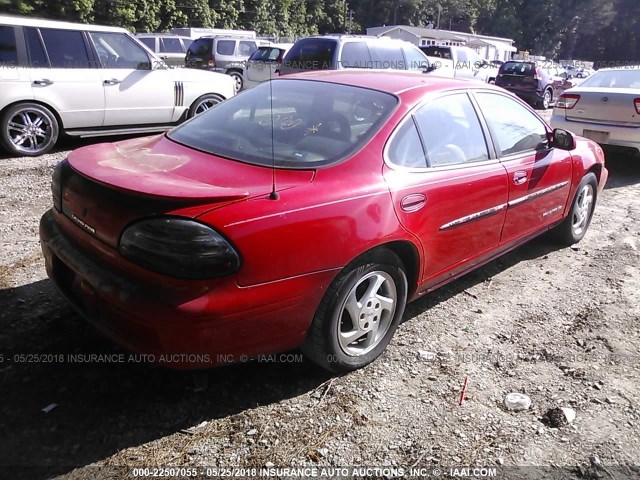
[513,171,528,185]
[103,78,121,85]
[32,79,53,86]
[400,194,427,213]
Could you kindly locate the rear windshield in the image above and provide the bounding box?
[421,46,452,60]
[283,39,336,71]
[167,79,398,168]
[579,69,640,88]
[501,62,534,75]
[187,38,211,56]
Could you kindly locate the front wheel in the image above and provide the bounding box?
[1,102,59,156]
[552,173,598,245]
[302,249,408,373]
[227,71,243,93]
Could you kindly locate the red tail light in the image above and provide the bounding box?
[634,98,640,114]
[556,93,581,109]
[208,55,216,68]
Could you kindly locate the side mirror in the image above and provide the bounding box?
[424,64,438,73]
[550,128,576,150]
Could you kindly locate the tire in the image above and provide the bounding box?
[227,70,243,93]
[1,102,59,156]
[302,248,408,373]
[552,173,598,245]
[188,94,224,118]
[537,89,552,110]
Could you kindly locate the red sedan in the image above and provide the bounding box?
[39,71,608,372]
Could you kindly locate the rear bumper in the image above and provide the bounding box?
[495,84,544,104]
[39,209,337,369]
[552,114,640,152]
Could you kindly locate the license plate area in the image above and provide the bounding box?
[52,255,99,318]
[583,129,610,144]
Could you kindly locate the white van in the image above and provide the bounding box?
[0,15,235,156]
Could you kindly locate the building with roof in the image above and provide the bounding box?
[366,25,517,62]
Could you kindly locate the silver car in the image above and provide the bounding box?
[243,44,292,90]
[137,34,192,68]
[551,68,640,154]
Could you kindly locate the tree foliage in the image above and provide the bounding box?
[0,0,638,60]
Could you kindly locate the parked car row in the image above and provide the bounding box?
[0,15,235,156]
[495,60,580,109]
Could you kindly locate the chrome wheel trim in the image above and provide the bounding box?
[543,90,551,109]
[572,183,594,236]
[336,271,397,356]
[194,98,221,115]
[6,108,53,154]
[230,73,243,93]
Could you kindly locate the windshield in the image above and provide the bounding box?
[167,79,398,168]
[579,69,640,88]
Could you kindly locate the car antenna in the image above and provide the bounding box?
[268,64,279,200]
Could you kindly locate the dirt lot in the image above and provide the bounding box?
[1,122,639,480]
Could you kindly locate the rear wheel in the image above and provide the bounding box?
[1,102,59,156]
[188,94,224,118]
[302,249,408,373]
[552,173,598,245]
[227,70,243,93]
[537,89,552,110]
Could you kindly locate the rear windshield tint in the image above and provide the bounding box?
[579,69,640,88]
[283,39,336,71]
[501,62,534,75]
[167,79,398,169]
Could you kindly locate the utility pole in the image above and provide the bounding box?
[436,3,442,29]
[348,9,353,34]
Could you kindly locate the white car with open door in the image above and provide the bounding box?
[0,15,235,156]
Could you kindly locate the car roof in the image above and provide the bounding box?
[280,70,494,96]
[0,14,128,33]
[137,33,189,38]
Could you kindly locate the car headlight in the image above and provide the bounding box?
[119,217,241,279]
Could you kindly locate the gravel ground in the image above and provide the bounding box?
[1,116,639,480]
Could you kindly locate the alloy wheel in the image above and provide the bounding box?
[572,183,594,237]
[336,271,397,356]
[6,108,54,155]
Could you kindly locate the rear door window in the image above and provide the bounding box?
[413,93,489,167]
[387,120,427,168]
[216,40,236,56]
[40,28,91,68]
[0,25,17,66]
[24,27,48,67]
[340,42,371,68]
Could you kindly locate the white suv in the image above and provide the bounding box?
[0,15,235,156]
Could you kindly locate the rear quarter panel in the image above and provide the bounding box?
[197,99,422,287]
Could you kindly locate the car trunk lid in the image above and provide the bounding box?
[61,134,313,248]
[563,87,640,126]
